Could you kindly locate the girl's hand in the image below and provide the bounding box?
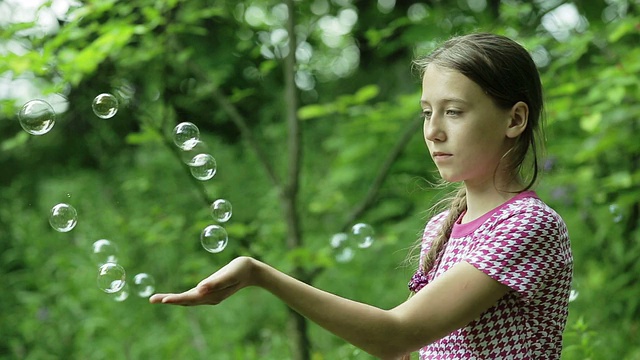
[149,256,256,306]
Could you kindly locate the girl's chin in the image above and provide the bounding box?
[437,171,461,183]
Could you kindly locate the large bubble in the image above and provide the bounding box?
[330,232,354,263]
[188,153,217,181]
[351,223,374,249]
[49,203,78,232]
[91,239,118,266]
[132,273,155,298]
[97,263,126,294]
[92,93,119,119]
[173,122,200,150]
[18,99,56,135]
[210,199,232,223]
[200,224,228,253]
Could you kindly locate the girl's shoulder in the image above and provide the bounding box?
[498,191,565,224]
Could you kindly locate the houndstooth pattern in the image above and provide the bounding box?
[409,191,573,359]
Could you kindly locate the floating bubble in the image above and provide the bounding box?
[18,99,56,135]
[210,199,232,223]
[200,224,228,253]
[49,203,78,232]
[188,153,217,181]
[112,283,129,302]
[132,273,155,298]
[91,239,118,266]
[330,232,354,263]
[179,140,210,164]
[97,263,126,294]
[351,223,374,249]
[92,93,119,119]
[569,289,579,302]
[173,122,200,150]
[609,204,623,223]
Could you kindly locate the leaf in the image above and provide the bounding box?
[579,112,601,133]
[125,126,162,145]
[298,103,336,120]
[1,131,29,151]
[353,84,379,103]
[603,171,633,190]
[608,18,638,43]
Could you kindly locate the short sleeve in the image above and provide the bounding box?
[464,206,570,301]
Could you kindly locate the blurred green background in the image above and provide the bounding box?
[1,0,639,359]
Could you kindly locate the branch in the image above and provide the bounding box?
[282,0,302,249]
[341,115,424,231]
[134,104,213,207]
[185,61,283,192]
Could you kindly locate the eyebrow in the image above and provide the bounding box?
[420,97,469,106]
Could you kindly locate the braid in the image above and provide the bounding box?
[420,187,467,274]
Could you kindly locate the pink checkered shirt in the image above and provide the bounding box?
[408,191,573,359]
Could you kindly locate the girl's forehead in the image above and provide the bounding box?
[421,64,483,103]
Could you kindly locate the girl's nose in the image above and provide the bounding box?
[423,114,445,143]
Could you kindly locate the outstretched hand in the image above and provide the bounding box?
[149,256,257,306]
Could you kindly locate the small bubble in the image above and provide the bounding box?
[210,199,232,223]
[330,232,354,263]
[188,153,217,181]
[173,122,200,150]
[49,203,78,232]
[200,224,228,253]
[112,283,129,302]
[132,273,155,298]
[18,99,56,135]
[569,289,579,302]
[609,204,623,223]
[92,93,119,119]
[91,239,118,266]
[351,223,374,249]
[97,263,126,293]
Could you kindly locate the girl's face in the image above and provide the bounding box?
[420,64,521,189]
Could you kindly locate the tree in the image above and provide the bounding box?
[1,0,639,358]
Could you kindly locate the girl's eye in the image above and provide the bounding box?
[422,110,432,120]
[445,109,461,116]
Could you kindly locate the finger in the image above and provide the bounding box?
[149,293,171,304]
[158,287,206,305]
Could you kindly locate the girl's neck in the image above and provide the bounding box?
[461,179,525,224]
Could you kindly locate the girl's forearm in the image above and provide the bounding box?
[251,258,411,359]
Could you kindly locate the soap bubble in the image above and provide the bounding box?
[200,224,228,253]
[351,223,374,249]
[132,273,155,298]
[18,99,56,135]
[92,93,119,119]
[330,232,354,263]
[609,204,623,223]
[173,122,200,150]
[210,199,232,223]
[188,153,217,181]
[112,283,129,302]
[91,239,118,266]
[97,263,126,293]
[49,203,78,232]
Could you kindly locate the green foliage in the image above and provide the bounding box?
[1,0,639,359]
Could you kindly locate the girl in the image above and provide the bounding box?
[150,33,573,359]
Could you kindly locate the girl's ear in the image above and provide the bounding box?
[506,101,528,138]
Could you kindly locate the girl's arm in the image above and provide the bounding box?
[150,256,510,360]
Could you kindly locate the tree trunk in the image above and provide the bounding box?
[281,0,310,359]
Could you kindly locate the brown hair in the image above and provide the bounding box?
[413,33,545,274]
